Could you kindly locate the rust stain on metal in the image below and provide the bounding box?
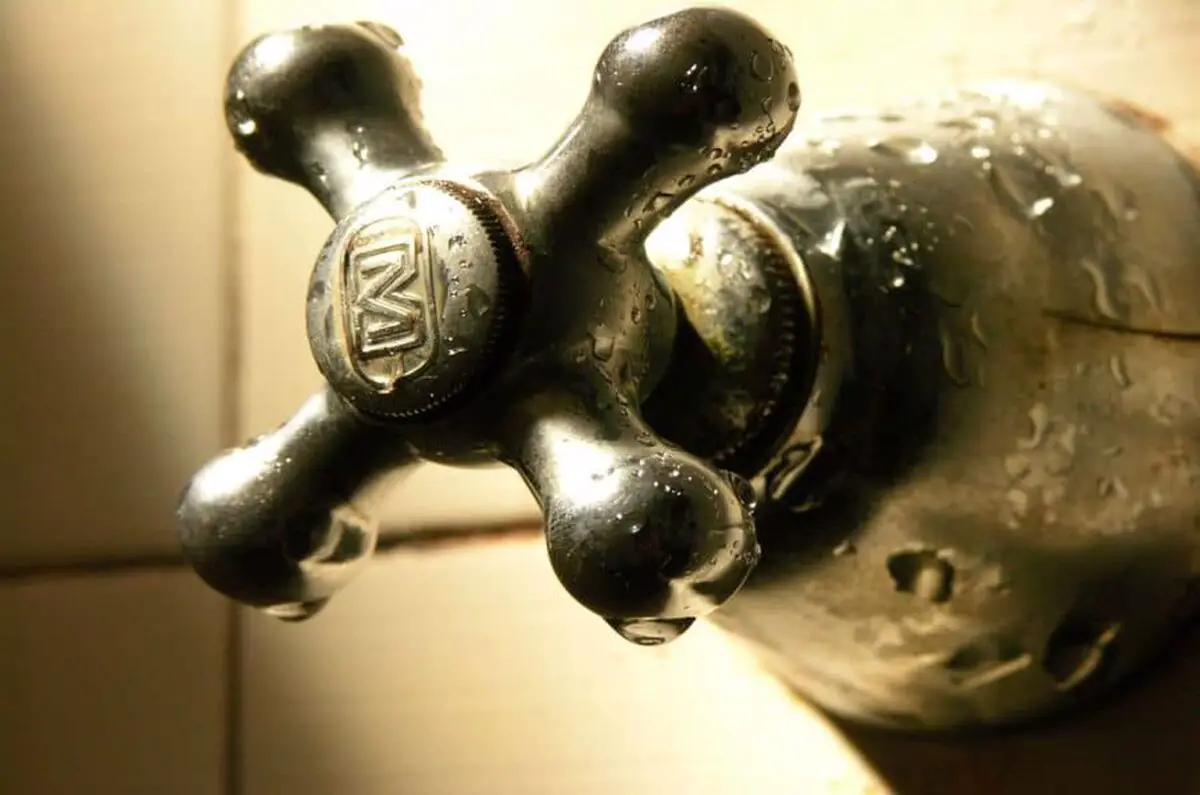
[1103,97,1172,134]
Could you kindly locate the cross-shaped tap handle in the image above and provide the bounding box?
[178,8,800,643]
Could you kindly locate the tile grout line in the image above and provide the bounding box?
[0,521,546,583]
[223,603,245,795]
[219,0,244,791]
[0,553,189,583]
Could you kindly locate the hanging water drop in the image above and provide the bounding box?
[591,331,615,361]
[607,617,695,646]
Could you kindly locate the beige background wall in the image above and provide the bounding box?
[1,1,1199,793]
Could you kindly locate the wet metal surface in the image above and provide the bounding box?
[695,81,1200,729]
[179,10,1200,733]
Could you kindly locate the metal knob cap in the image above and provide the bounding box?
[308,181,521,419]
[180,8,800,644]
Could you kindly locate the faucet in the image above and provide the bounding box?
[178,8,1200,732]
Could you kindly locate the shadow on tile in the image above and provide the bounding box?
[0,3,224,567]
[0,570,227,795]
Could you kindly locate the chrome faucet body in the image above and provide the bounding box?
[177,9,1200,731]
[655,86,1200,728]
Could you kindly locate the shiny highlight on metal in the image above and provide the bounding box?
[179,9,1200,733]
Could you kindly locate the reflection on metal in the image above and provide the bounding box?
[179,9,1200,733]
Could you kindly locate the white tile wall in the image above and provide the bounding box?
[0,0,229,566]
[4,1,1200,794]
[239,539,891,795]
[0,570,227,795]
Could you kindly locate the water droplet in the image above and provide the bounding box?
[1007,489,1030,521]
[764,439,823,504]
[465,286,491,318]
[1043,615,1120,691]
[938,320,970,386]
[891,247,916,268]
[706,164,723,176]
[630,306,642,323]
[723,471,758,510]
[786,82,801,112]
[887,549,955,603]
[1026,196,1054,217]
[236,118,257,136]
[944,639,1005,672]
[1108,355,1131,388]
[979,564,1009,592]
[591,332,615,361]
[833,539,856,557]
[351,139,369,165]
[607,617,695,646]
[988,163,1043,220]
[944,637,1030,689]
[869,137,939,165]
[969,311,988,348]
[1120,186,1140,221]
[676,174,695,188]
[716,253,739,279]
[1124,264,1161,313]
[1097,475,1128,499]
[598,251,628,274]
[1018,403,1051,450]
[749,286,772,314]
[1004,453,1031,479]
[358,21,404,48]
[750,50,774,81]
[643,191,674,213]
[1080,257,1122,320]
[969,145,991,160]
[447,346,468,357]
[1050,165,1083,188]
[264,599,329,622]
